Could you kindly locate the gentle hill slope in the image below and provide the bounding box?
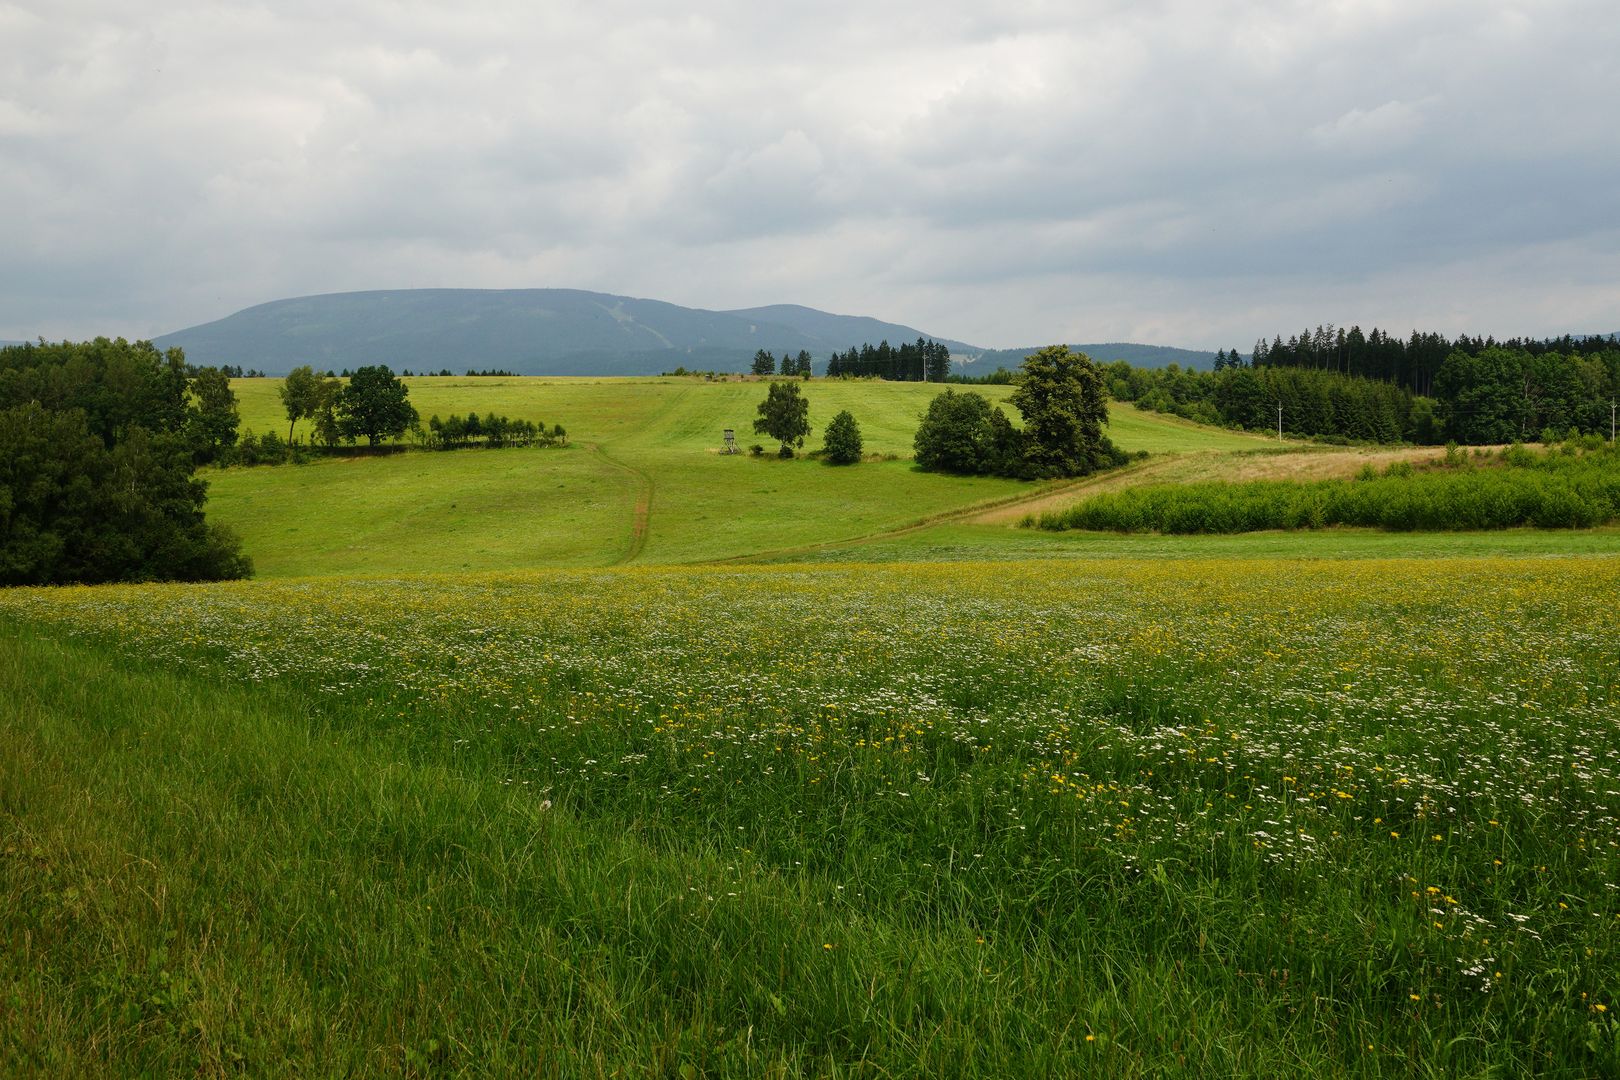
[212,377,1264,577]
[722,304,977,354]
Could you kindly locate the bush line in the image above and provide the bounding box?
[1036,443,1620,533]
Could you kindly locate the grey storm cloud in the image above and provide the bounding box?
[1,0,1617,348]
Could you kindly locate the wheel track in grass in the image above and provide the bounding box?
[706,457,1174,565]
[585,443,653,565]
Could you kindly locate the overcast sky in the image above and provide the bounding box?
[3,0,1617,349]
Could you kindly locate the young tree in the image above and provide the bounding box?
[822,409,862,464]
[336,365,418,447]
[1009,345,1118,477]
[279,364,327,443]
[753,380,810,457]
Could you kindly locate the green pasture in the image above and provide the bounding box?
[761,521,1620,563]
[230,375,1263,457]
[213,377,1272,576]
[7,374,1620,1076]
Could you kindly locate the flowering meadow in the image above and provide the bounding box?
[2,557,1617,1075]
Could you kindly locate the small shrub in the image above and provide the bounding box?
[1502,443,1538,468]
[821,410,863,465]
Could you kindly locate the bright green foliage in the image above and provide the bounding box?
[821,410,862,464]
[336,365,418,447]
[1039,443,1620,533]
[278,365,332,444]
[753,380,809,456]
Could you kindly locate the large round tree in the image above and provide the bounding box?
[1009,345,1118,477]
[337,365,418,447]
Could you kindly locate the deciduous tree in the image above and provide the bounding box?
[1009,345,1118,477]
[753,380,809,457]
[336,365,418,447]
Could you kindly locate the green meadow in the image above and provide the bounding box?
[5,375,1619,1076]
[214,377,1268,576]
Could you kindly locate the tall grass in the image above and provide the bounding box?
[3,559,1618,1075]
[1037,444,1620,533]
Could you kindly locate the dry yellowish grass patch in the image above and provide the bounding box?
[971,445,1455,524]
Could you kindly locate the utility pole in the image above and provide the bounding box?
[1611,398,1616,444]
[1277,403,1284,441]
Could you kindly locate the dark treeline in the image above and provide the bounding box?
[1111,362,1432,443]
[946,366,1018,385]
[424,413,567,449]
[1121,339,1620,445]
[399,369,518,377]
[1245,324,1620,398]
[0,339,251,584]
[751,350,813,377]
[826,338,951,382]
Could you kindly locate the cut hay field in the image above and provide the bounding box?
[6,375,1620,1076]
[3,559,1617,1076]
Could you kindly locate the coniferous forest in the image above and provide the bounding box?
[825,338,952,382]
[1119,328,1620,445]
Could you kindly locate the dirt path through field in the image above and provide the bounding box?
[585,443,653,564]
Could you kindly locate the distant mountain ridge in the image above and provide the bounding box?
[722,304,979,356]
[143,288,1242,376]
[151,289,976,377]
[967,343,1222,372]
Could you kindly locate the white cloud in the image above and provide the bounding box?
[0,0,1617,345]
[1309,101,1424,155]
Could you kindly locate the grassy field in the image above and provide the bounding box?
[6,375,1620,1075]
[211,378,1268,576]
[4,559,1617,1075]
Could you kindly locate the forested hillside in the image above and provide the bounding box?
[152,290,968,376]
